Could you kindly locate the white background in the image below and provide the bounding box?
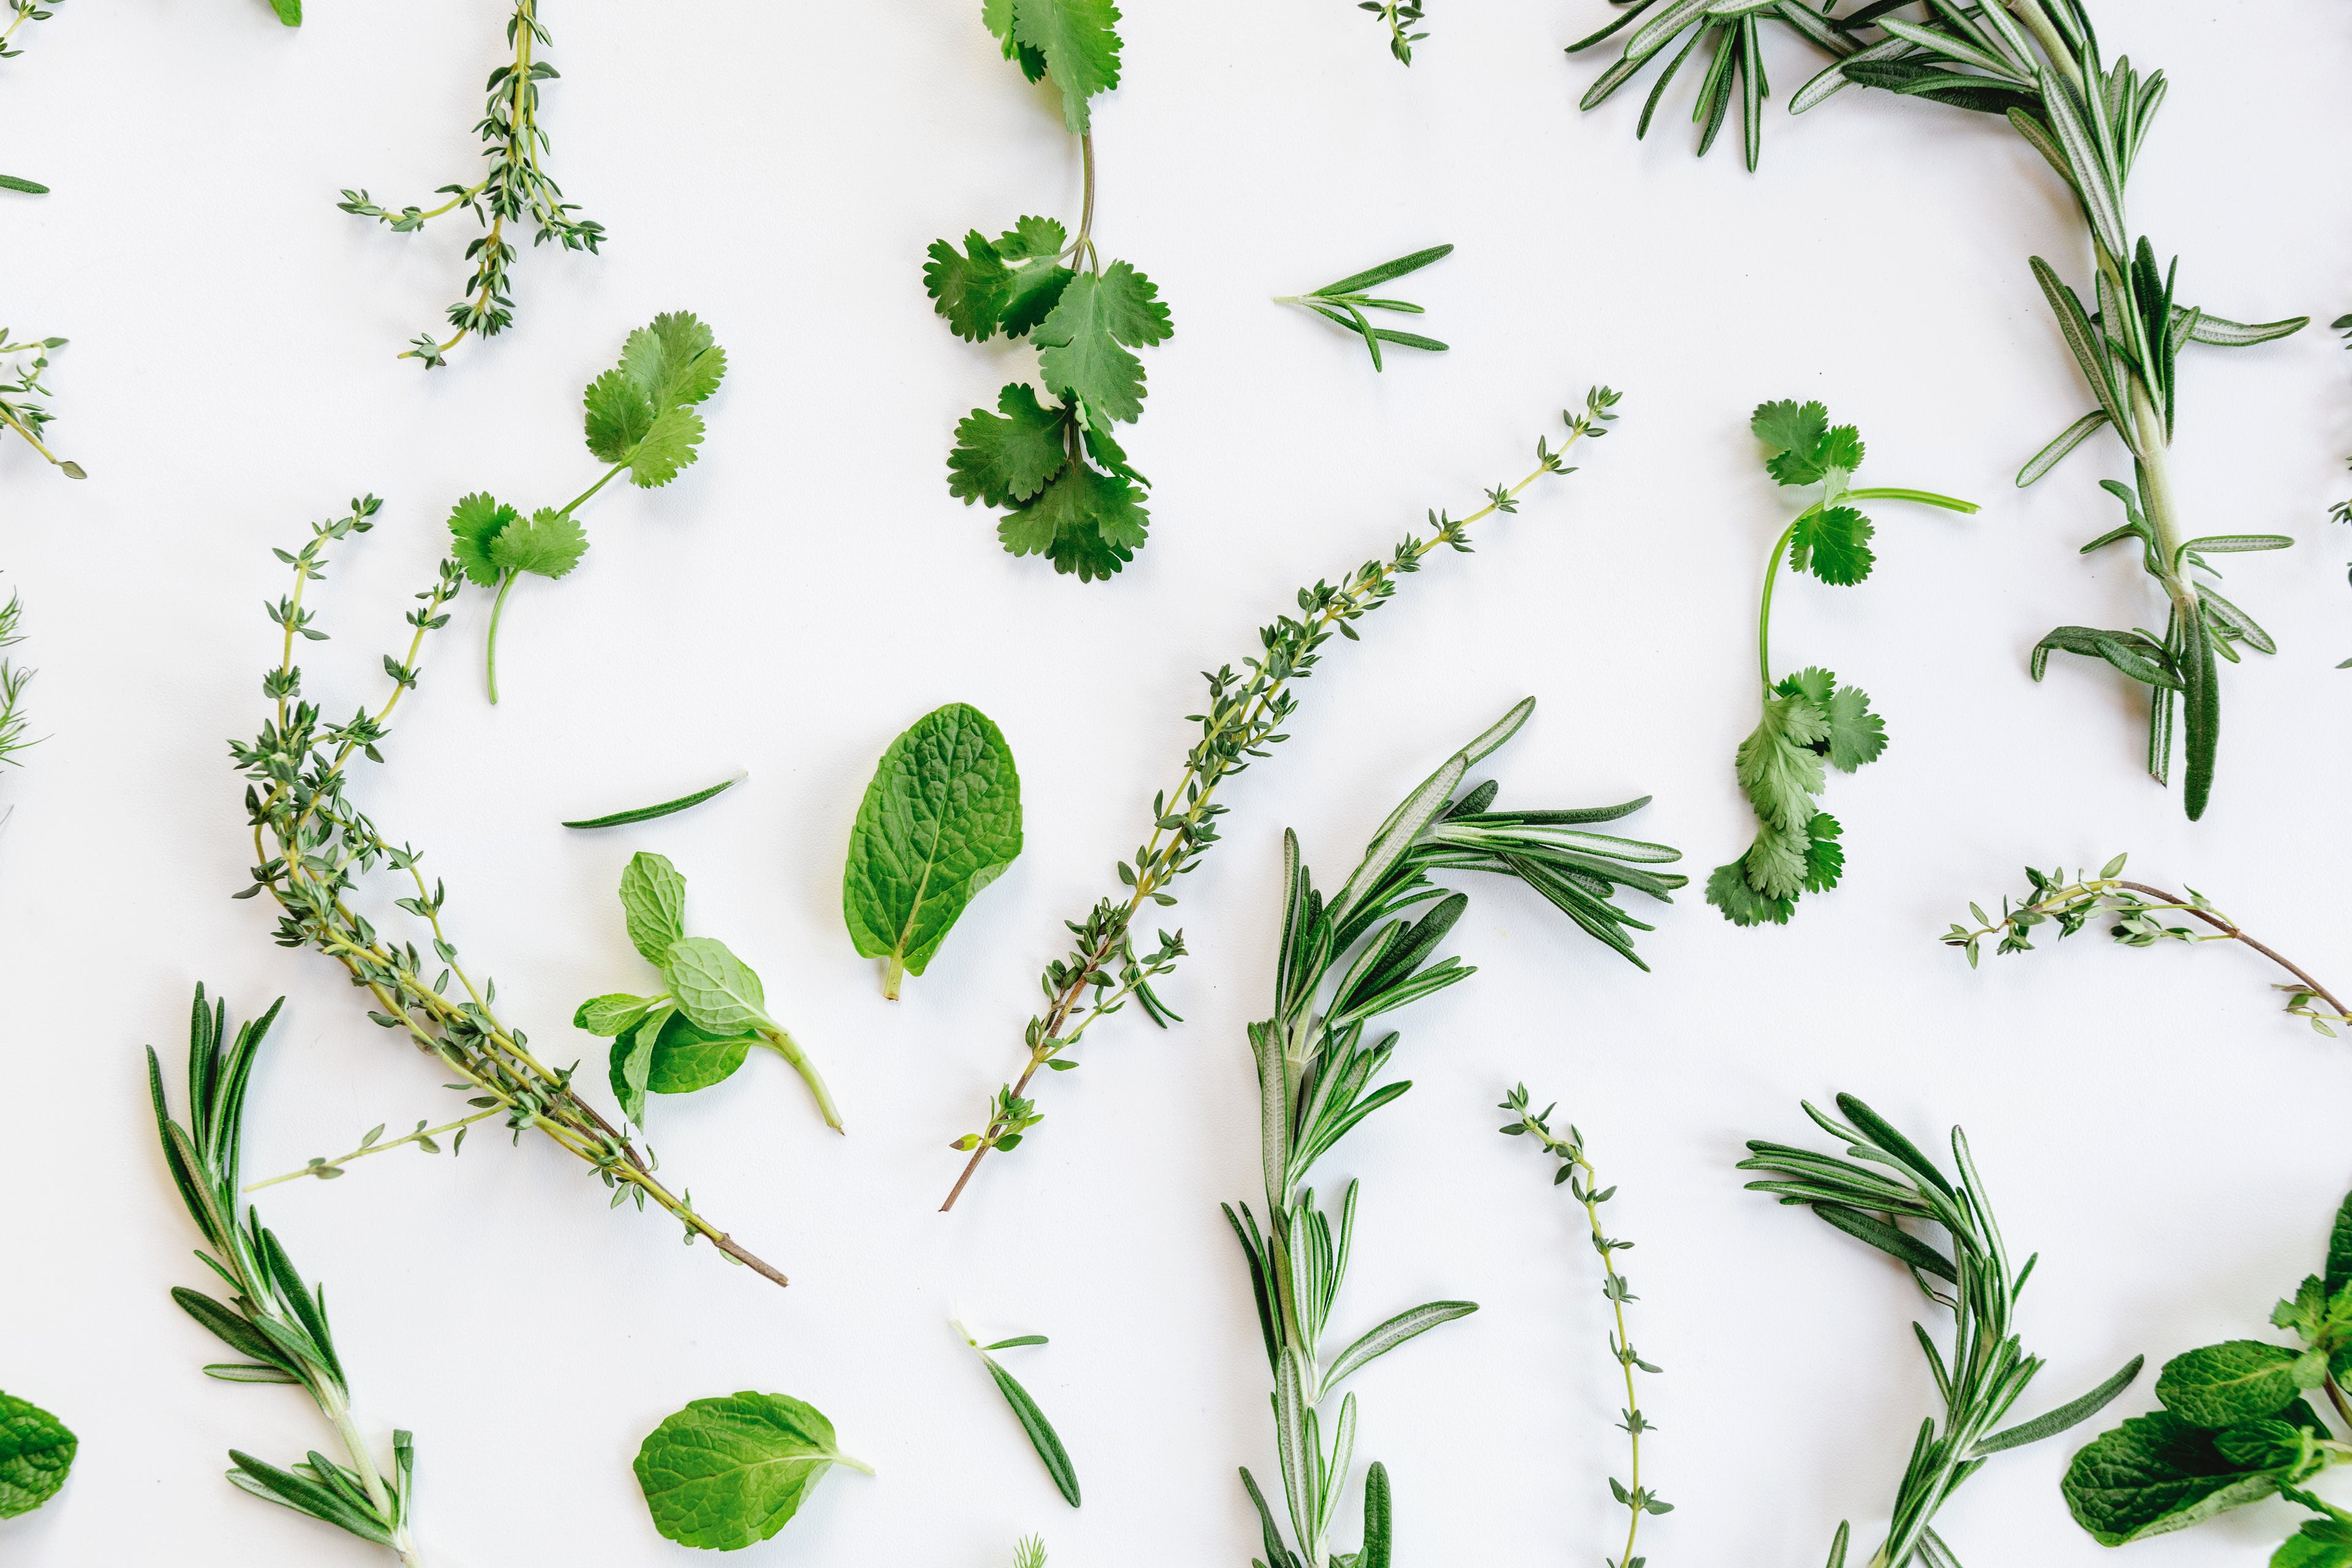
[4,1,2351,1563]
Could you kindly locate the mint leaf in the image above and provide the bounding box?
[2062,1403,2321,1544]
[2155,1340,2309,1429]
[633,1392,867,1551]
[608,1004,668,1126]
[643,1011,759,1094]
[619,851,687,965]
[843,703,1024,997]
[488,507,588,579]
[448,491,521,588]
[1033,263,1169,425]
[1011,0,1123,134]
[575,992,662,1038]
[1820,680,1887,772]
[998,456,1147,581]
[949,384,1069,509]
[0,1390,76,1519]
[662,937,772,1037]
[925,231,1013,342]
[2326,1185,2352,1298]
[2277,1513,2352,1568]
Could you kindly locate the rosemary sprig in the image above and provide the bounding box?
[1575,1,2306,819]
[149,987,424,1564]
[1500,1085,1667,1568]
[0,590,34,778]
[937,388,1622,1211]
[0,330,83,478]
[1945,853,2352,1036]
[1273,244,1452,371]
[339,0,603,368]
[1227,704,1682,1568]
[229,497,788,1287]
[1358,0,1428,65]
[1741,1093,2143,1567]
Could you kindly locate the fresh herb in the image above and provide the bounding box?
[927,0,1172,581]
[0,590,34,779]
[0,1391,74,1520]
[2333,312,2352,529]
[940,390,1622,1209]
[452,311,725,703]
[1499,1085,1667,1568]
[845,703,1023,1000]
[0,175,47,194]
[1273,244,1451,371]
[232,499,790,1288]
[633,1392,871,1551]
[2060,1183,2352,1554]
[952,1322,1079,1507]
[1359,0,1428,64]
[149,986,423,1564]
[1,330,83,478]
[0,0,62,66]
[563,773,745,829]
[1014,1538,1047,1568]
[1226,700,1683,1568]
[1741,1093,2144,1567]
[1708,400,1975,927]
[577,851,835,1131]
[338,0,603,367]
[1575,2,2305,819]
[1945,853,2352,1036]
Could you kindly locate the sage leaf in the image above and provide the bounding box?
[2155,1340,2308,1428]
[662,937,772,1037]
[619,851,688,965]
[633,1391,870,1551]
[2060,1401,2324,1544]
[842,703,1023,999]
[0,1390,76,1518]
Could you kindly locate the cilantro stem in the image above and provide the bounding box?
[1755,502,1820,692]
[485,570,517,704]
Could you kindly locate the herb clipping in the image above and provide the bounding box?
[452,311,726,703]
[1708,400,1976,927]
[1274,244,1452,371]
[1,330,82,478]
[1014,1539,1047,1568]
[844,704,1023,999]
[1499,1085,1668,1567]
[233,499,791,1288]
[149,987,424,1563]
[0,0,64,66]
[927,0,1174,580]
[1741,1093,2144,1566]
[2060,1183,2352,1557]
[1360,0,1427,65]
[1946,854,2352,1036]
[0,590,34,781]
[1574,1,2305,818]
[633,1392,870,1551]
[564,774,744,829]
[339,0,601,366]
[0,1391,75,1520]
[577,851,837,1133]
[940,390,1621,1210]
[952,1322,1080,1507]
[1225,700,1683,1568]
[0,175,47,194]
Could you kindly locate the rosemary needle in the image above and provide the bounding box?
[562,774,746,829]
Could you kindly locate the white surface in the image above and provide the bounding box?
[4,1,2352,1562]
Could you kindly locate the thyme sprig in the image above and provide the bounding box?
[0,590,34,779]
[1,330,83,479]
[150,987,424,1564]
[938,389,1622,1210]
[339,0,603,368]
[1742,1093,2143,1568]
[1575,1,2305,819]
[1359,0,1428,66]
[1501,1085,1667,1568]
[1945,854,2352,1036]
[0,0,62,66]
[229,497,788,1288]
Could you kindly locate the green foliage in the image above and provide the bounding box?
[1357,0,1426,66]
[0,330,81,478]
[1710,402,1972,926]
[0,175,47,193]
[339,0,603,365]
[843,703,1024,998]
[986,0,1122,133]
[562,773,744,830]
[1275,244,1451,371]
[0,0,66,69]
[1743,1093,2144,1567]
[633,1392,870,1551]
[955,1323,1080,1507]
[0,1390,74,1519]
[1014,1537,1049,1568]
[0,591,34,780]
[2062,1184,2352,1555]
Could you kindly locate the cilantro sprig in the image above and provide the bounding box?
[1707,401,1975,928]
[927,0,1174,581]
[451,311,725,702]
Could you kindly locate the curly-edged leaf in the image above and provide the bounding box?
[623,406,707,489]
[1752,398,1828,481]
[997,456,1147,581]
[1012,0,1124,134]
[0,1391,77,1519]
[620,311,726,409]
[2060,1401,2327,1544]
[978,1354,1080,1507]
[843,703,1023,997]
[2155,1341,2311,1430]
[1740,818,1810,902]
[633,1392,865,1551]
[1033,263,1169,425]
[1801,812,1844,894]
[1972,1355,2145,1456]
[487,507,587,579]
[584,312,725,480]
[924,230,1014,342]
[1322,1302,1477,1392]
[663,937,772,1036]
[1817,682,1885,772]
[948,384,1070,510]
[1792,505,1875,585]
[447,492,521,589]
[618,851,688,966]
[995,219,1076,337]
[1735,693,1829,832]
[1706,859,1794,927]
[981,0,1049,79]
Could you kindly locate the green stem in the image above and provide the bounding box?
[760,1026,843,1133]
[1757,507,1814,691]
[485,570,518,705]
[318,1379,412,1561]
[882,953,906,1001]
[557,461,627,519]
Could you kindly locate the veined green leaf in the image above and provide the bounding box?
[662,937,772,1037]
[976,1351,1080,1507]
[633,1392,869,1550]
[0,1391,77,1520]
[618,852,687,966]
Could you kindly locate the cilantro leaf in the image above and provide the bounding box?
[582,310,725,486]
[997,216,1068,260]
[448,491,521,587]
[925,231,1014,342]
[1802,812,1845,892]
[1752,399,1827,481]
[1789,505,1877,586]
[488,507,589,579]
[1706,860,1794,927]
[624,311,727,408]
[1034,262,1170,424]
[1820,680,1887,772]
[625,405,708,489]
[982,0,1049,81]
[1012,0,1123,134]
[990,218,1075,337]
[949,383,1071,508]
[998,456,1147,581]
[1818,424,1865,474]
[1734,693,1828,832]
[1743,818,1811,900]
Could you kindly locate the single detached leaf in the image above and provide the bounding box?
[949,384,1069,510]
[978,1355,1080,1507]
[619,851,688,965]
[1011,0,1123,133]
[843,703,1025,998]
[0,175,52,195]
[0,1391,76,1519]
[633,1392,867,1551]
[1033,263,1169,425]
[2061,1403,2323,1544]
[2156,1340,2310,1429]
[488,507,589,580]
[663,937,771,1036]
[448,492,521,588]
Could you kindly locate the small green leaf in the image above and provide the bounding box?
[447,492,521,589]
[574,992,660,1038]
[632,1392,869,1551]
[0,175,51,195]
[2061,1402,2324,1544]
[487,507,588,580]
[662,937,772,1036]
[978,1354,1080,1507]
[2156,1341,2308,1429]
[0,1390,77,1519]
[618,852,687,966]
